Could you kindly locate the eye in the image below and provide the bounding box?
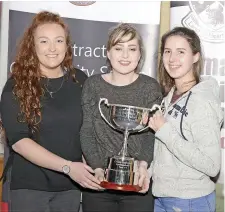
[178,51,184,54]
[130,48,137,51]
[57,39,64,43]
[163,50,170,54]
[40,40,47,44]
[115,48,122,51]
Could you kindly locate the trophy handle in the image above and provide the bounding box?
[138,104,161,132]
[98,98,116,130]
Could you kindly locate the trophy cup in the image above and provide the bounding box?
[98,98,161,192]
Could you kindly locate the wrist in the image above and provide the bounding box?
[62,160,72,175]
[138,161,148,169]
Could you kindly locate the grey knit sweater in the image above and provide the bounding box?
[80,73,163,169]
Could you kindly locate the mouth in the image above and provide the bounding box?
[119,61,131,66]
[169,65,181,69]
[46,54,58,58]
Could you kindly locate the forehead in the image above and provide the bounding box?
[165,35,190,49]
[34,23,65,37]
[115,34,139,45]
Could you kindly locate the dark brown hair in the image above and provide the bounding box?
[158,27,203,92]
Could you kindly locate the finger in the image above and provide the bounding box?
[155,110,161,117]
[139,179,150,193]
[86,172,101,184]
[82,181,100,190]
[97,175,104,182]
[79,182,86,188]
[84,164,95,173]
[138,175,145,187]
[85,179,103,190]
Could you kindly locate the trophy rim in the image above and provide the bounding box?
[108,103,152,111]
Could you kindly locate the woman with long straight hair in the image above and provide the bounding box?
[149,27,223,212]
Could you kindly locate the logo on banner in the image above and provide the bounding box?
[182,1,224,43]
[70,1,96,6]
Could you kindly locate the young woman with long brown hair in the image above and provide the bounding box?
[0,11,101,212]
[149,27,223,212]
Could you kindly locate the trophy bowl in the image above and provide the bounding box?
[98,98,161,192]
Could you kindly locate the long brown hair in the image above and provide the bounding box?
[158,27,203,93]
[12,11,74,132]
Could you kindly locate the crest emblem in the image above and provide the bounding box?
[182,1,225,43]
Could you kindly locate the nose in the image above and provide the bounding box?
[122,49,128,58]
[169,52,176,62]
[49,41,56,52]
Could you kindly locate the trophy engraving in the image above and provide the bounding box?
[98,98,161,192]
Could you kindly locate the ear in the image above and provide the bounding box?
[193,52,200,64]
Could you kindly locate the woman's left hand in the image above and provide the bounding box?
[148,110,166,132]
[137,161,150,193]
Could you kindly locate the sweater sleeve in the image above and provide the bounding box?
[80,78,103,169]
[155,102,222,177]
[0,79,30,147]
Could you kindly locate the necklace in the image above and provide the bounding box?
[44,76,65,98]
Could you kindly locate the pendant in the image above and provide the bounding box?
[49,92,53,98]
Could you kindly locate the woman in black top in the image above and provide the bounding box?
[0,11,101,212]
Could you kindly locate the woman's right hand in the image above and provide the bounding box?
[68,162,103,190]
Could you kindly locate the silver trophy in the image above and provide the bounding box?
[98,98,161,192]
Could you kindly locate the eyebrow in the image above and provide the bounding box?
[37,36,65,39]
[115,43,138,47]
[164,47,186,51]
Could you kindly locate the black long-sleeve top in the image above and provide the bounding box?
[80,74,163,169]
[0,69,87,191]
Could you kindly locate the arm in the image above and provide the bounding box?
[0,80,101,189]
[155,103,222,177]
[80,78,103,169]
[12,138,70,172]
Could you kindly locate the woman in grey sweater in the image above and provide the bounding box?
[149,27,223,212]
[80,23,162,212]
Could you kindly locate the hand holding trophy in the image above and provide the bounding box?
[98,98,161,192]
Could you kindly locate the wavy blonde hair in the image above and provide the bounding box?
[12,11,75,132]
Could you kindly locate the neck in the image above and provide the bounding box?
[175,79,196,95]
[41,67,64,78]
[109,71,138,86]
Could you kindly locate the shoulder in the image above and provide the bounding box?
[1,77,15,98]
[139,74,162,91]
[139,74,160,86]
[2,77,15,92]
[83,73,102,87]
[187,92,223,124]
[1,77,17,110]
[73,68,88,85]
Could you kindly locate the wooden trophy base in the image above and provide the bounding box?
[100,181,141,192]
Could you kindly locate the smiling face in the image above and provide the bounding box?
[163,35,199,83]
[107,34,141,75]
[34,23,67,75]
